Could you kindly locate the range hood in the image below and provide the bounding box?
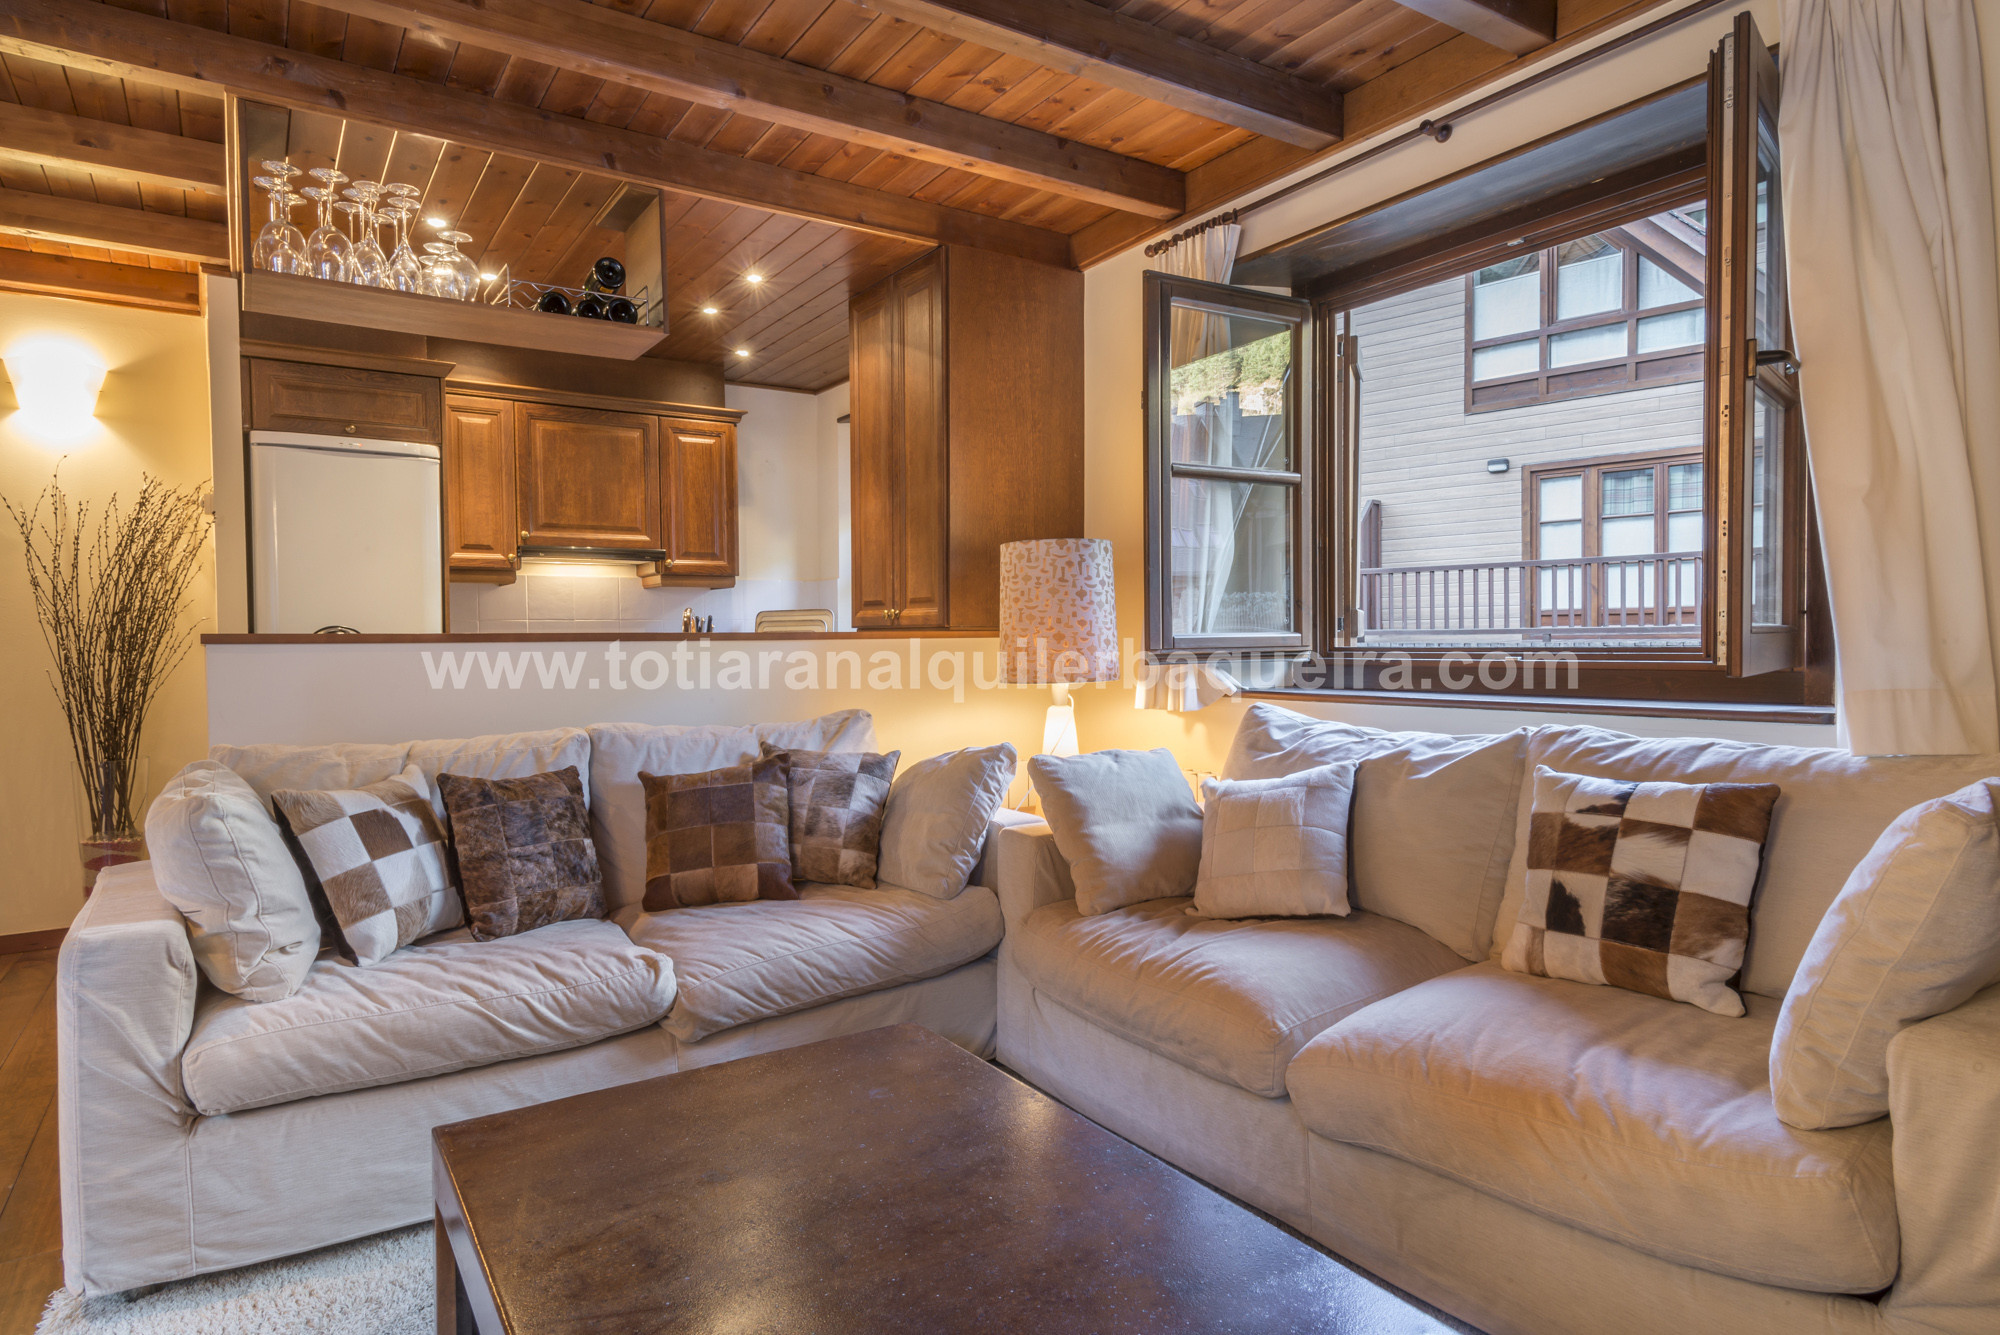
[515,543,667,564]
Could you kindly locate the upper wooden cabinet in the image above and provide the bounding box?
[247,358,442,443]
[515,402,663,554]
[443,395,518,582]
[656,416,738,580]
[848,247,1084,630]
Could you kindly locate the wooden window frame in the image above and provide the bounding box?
[1143,270,1313,656]
[1463,222,1707,413]
[1520,450,1704,563]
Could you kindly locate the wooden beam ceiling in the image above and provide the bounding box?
[0,249,201,314]
[0,187,227,264]
[0,102,225,195]
[1394,0,1559,56]
[0,0,1074,268]
[854,0,1344,149]
[302,0,1184,220]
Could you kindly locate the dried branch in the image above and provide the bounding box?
[4,470,211,839]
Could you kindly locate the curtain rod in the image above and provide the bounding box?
[1213,0,1735,235]
[1143,208,1241,258]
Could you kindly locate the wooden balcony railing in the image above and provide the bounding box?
[1359,553,1704,638]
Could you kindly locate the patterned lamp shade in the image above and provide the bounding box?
[998,539,1119,684]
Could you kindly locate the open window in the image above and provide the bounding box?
[1145,14,1823,709]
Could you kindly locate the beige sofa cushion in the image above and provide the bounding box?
[1772,777,2000,1129]
[408,728,591,818]
[145,761,321,1001]
[181,919,675,1115]
[621,881,1001,1041]
[1286,962,1898,1294]
[1223,704,1527,961]
[588,711,877,911]
[213,728,591,820]
[1494,724,2000,998]
[1012,898,1466,1098]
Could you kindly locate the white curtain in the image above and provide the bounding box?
[1781,0,2000,754]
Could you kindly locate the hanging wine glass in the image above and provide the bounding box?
[250,175,309,274]
[342,181,392,288]
[438,230,481,302]
[303,168,353,283]
[422,241,462,299]
[383,199,423,294]
[332,199,365,283]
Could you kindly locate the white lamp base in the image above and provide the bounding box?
[1041,682,1078,758]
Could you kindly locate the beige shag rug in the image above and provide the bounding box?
[36,1226,430,1335]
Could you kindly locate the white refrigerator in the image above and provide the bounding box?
[249,431,444,633]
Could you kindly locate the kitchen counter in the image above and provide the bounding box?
[201,629,996,644]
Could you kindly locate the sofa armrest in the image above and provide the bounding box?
[57,860,201,1294]
[1882,983,2000,1334]
[970,807,1046,892]
[995,821,1074,934]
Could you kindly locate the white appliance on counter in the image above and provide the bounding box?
[249,431,444,633]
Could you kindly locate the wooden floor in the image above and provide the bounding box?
[0,949,61,1335]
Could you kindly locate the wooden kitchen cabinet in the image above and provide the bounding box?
[248,358,442,443]
[649,415,738,582]
[848,247,1083,630]
[443,395,518,582]
[515,402,663,553]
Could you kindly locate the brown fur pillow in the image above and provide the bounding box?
[436,766,604,940]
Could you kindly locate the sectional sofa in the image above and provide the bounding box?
[56,710,1030,1296]
[994,703,2000,1335]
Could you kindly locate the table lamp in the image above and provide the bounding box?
[998,538,1119,758]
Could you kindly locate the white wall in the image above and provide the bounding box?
[1073,0,1838,773]
[450,381,850,633]
[0,292,214,936]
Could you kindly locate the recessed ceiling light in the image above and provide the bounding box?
[743,272,764,285]
[479,272,497,281]
[425,216,448,228]
[701,305,719,315]
[734,348,751,357]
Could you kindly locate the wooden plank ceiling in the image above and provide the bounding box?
[0,0,1670,389]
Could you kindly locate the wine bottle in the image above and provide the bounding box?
[606,296,639,324]
[535,290,571,315]
[575,293,610,320]
[582,257,625,294]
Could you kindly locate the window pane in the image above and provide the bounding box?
[1639,257,1699,309]
[1168,307,1293,470]
[1601,515,1655,556]
[1754,122,1782,349]
[1750,386,1786,625]
[1549,323,1627,367]
[1600,467,1655,518]
[1667,510,1704,552]
[1539,474,1583,522]
[1538,519,1583,559]
[1668,462,1703,511]
[1472,339,1539,381]
[1168,478,1295,636]
[1637,309,1705,352]
[1556,236,1622,320]
[1473,255,1541,339]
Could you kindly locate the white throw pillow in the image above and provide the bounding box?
[876,743,1017,899]
[1193,765,1355,919]
[1029,749,1202,916]
[1771,777,2000,1129]
[146,761,322,1001]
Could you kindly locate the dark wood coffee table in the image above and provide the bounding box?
[433,1024,1452,1334]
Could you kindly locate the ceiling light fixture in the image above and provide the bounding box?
[743,272,764,285]
[734,348,751,358]
[479,272,497,282]
[426,216,448,228]
[701,305,719,315]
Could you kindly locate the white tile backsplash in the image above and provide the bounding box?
[451,570,838,634]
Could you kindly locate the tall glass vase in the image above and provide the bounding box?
[75,755,147,895]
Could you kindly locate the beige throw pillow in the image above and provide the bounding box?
[146,761,322,1001]
[875,744,1017,899]
[1771,777,2000,1129]
[272,763,461,966]
[1501,765,1779,1016]
[1030,749,1202,916]
[1193,764,1355,919]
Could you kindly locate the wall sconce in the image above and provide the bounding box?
[4,336,108,441]
[1486,458,1510,474]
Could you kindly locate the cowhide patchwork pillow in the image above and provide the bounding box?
[761,743,899,888]
[272,763,460,966]
[639,754,794,911]
[1501,765,1780,1016]
[436,766,605,941]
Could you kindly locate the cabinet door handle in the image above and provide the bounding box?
[662,556,676,569]
[345,423,358,433]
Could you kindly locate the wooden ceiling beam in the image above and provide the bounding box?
[854,0,1342,149]
[1392,0,1557,56]
[302,0,1184,219]
[0,102,226,194]
[0,0,1074,268]
[0,187,229,264]
[0,249,202,313]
